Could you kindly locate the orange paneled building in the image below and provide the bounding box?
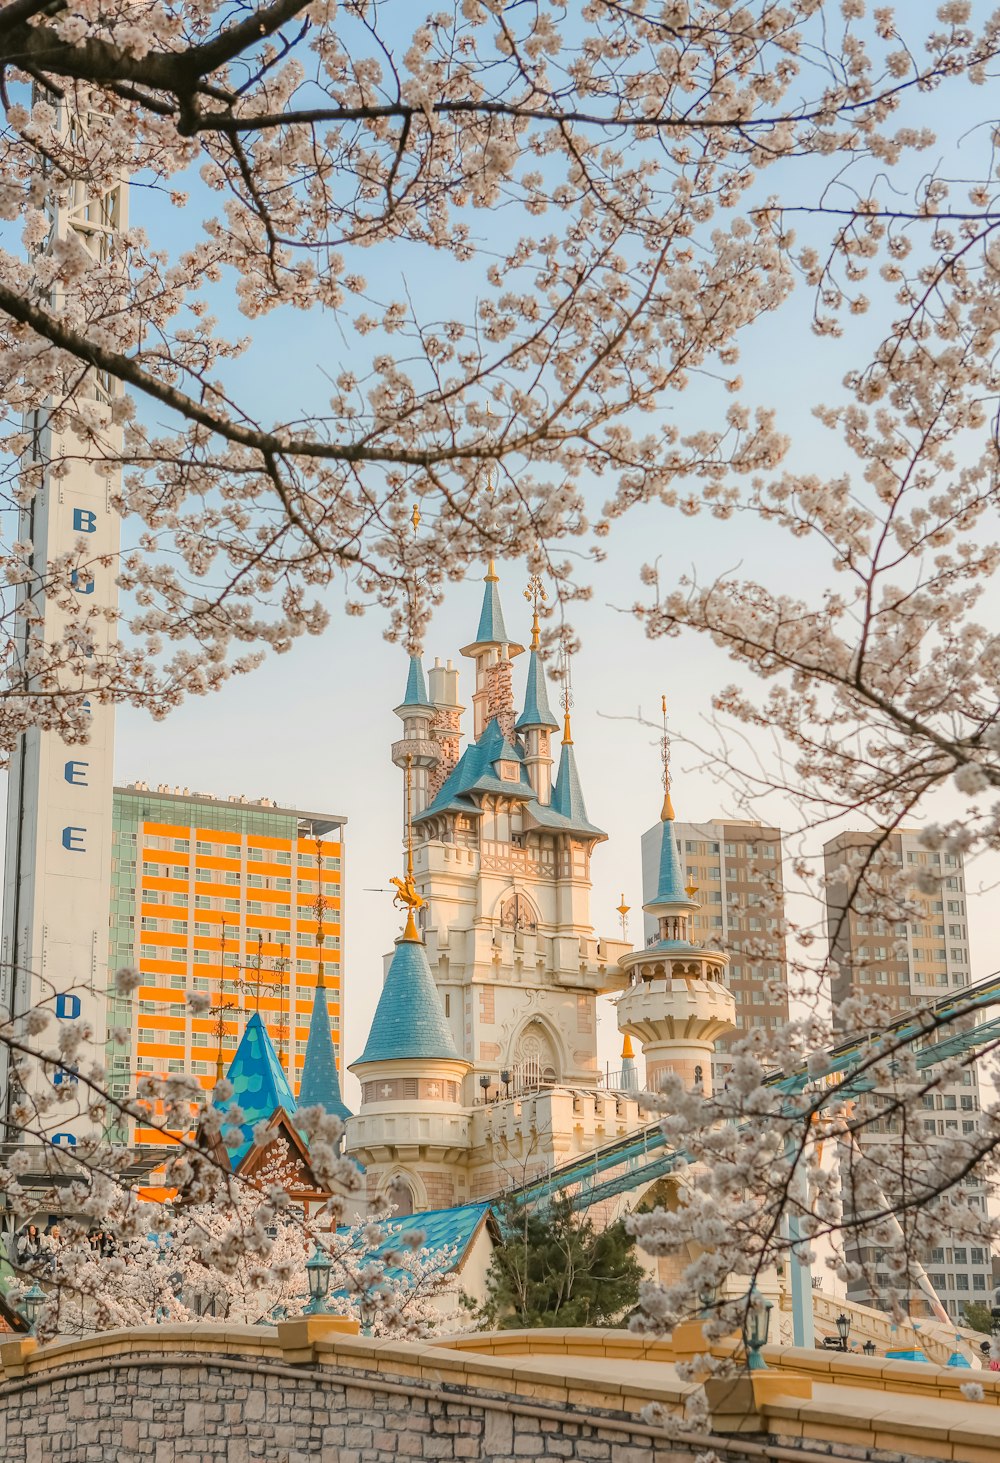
[106,784,346,1146]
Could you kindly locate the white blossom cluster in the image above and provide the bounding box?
[0,2,994,748]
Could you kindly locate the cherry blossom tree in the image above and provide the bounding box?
[4,0,1000,1375]
[1,0,998,745]
[1,986,455,1338]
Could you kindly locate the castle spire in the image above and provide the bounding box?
[299,840,351,1122]
[660,693,675,821]
[461,560,524,738]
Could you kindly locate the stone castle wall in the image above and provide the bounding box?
[0,1321,993,1463]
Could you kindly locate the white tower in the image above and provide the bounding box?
[617,709,736,1094]
[0,97,126,1143]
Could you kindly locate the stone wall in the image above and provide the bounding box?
[0,1321,995,1463]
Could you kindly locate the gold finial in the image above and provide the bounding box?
[485,557,499,582]
[685,882,699,900]
[561,652,574,745]
[410,502,420,535]
[660,692,675,820]
[616,893,630,940]
[524,573,547,650]
[389,752,425,940]
[621,1033,635,1060]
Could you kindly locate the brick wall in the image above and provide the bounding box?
[0,1352,710,1463]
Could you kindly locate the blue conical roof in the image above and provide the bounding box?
[552,740,589,824]
[221,1012,297,1166]
[299,975,352,1122]
[461,564,524,657]
[649,812,690,908]
[476,574,508,645]
[352,929,461,1066]
[516,648,559,731]
[399,654,433,710]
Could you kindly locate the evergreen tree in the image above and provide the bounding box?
[472,1197,643,1330]
[960,1302,994,1336]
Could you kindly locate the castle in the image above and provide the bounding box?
[345,566,737,1213]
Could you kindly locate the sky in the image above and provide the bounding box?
[6,3,1000,1109]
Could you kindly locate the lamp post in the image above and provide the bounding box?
[698,1280,718,1319]
[835,1312,852,1352]
[19,1282,45,1336]
[863,1340,876,1357]
[305,1242,332,1315]
[479,1073,492,1104]
[500,1069,511,1100]
[742,1288,773,1371]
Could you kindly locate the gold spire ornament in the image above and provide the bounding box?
[560,650,575,745]
[660,693,675,821]
[523,572,547,650]
[410,502,420,535]
[389,753,425,940]
[616,893,630,940]
[621,1033,635,1060]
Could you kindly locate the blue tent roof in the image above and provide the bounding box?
[221,1012,298,1166]
[399,654,433,710]
[552,740,600,833]
[352,929,460,1066]
[335,1202,493,1291]
[415,716,605,838]
[416,717,533,821]
[516,648,559,731]
[649,813,692,908]
[298,976,352,1123]
[461,565,524,656]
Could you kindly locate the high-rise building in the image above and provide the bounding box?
[0,100,127,1146]
[106,785,347,1145]
[641,819,789,1052]
[823,829,989,1320]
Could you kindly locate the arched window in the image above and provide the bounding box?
[500,892,538,933]
[388,1175,414,1217]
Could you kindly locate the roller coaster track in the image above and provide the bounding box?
[491,969,1000,1213]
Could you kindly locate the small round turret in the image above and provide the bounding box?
[616,703,736,1094]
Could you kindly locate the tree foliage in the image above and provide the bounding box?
[472,1197,643,1330]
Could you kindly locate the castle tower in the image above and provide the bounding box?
[391,654,440,821]
[348,902,471,1213]
[298,960,352,1126]
[616,706,736,1094]
[427,658,464,801]
[514,577,558,804]
[460,561,524,740]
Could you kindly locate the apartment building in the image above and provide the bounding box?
[640,817,790,1054]
[823,829,989,1321]
[106,785,345,1145]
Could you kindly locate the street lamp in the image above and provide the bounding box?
[863,1340,876,1357]
[479,1073,492,1103]
[698,1280,718,1318]
[305,1243,332,1315]
[742,1288,773,1371]
[835,1312,852,1352]
[500,1069,511,1099]
[19,1282,45,1336]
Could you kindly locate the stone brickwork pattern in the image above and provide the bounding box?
[0,1356,708,1463]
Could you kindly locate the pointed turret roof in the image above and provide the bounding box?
[397,653,433,711]
[460,561,525,658]
[298,972,352,1122]
[220,1012,298,1166]
[645,800,698,914]
[516,647,559,731]
[352,923,460,1067]
[552,738,595,829]
[619,1033,638,1092]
